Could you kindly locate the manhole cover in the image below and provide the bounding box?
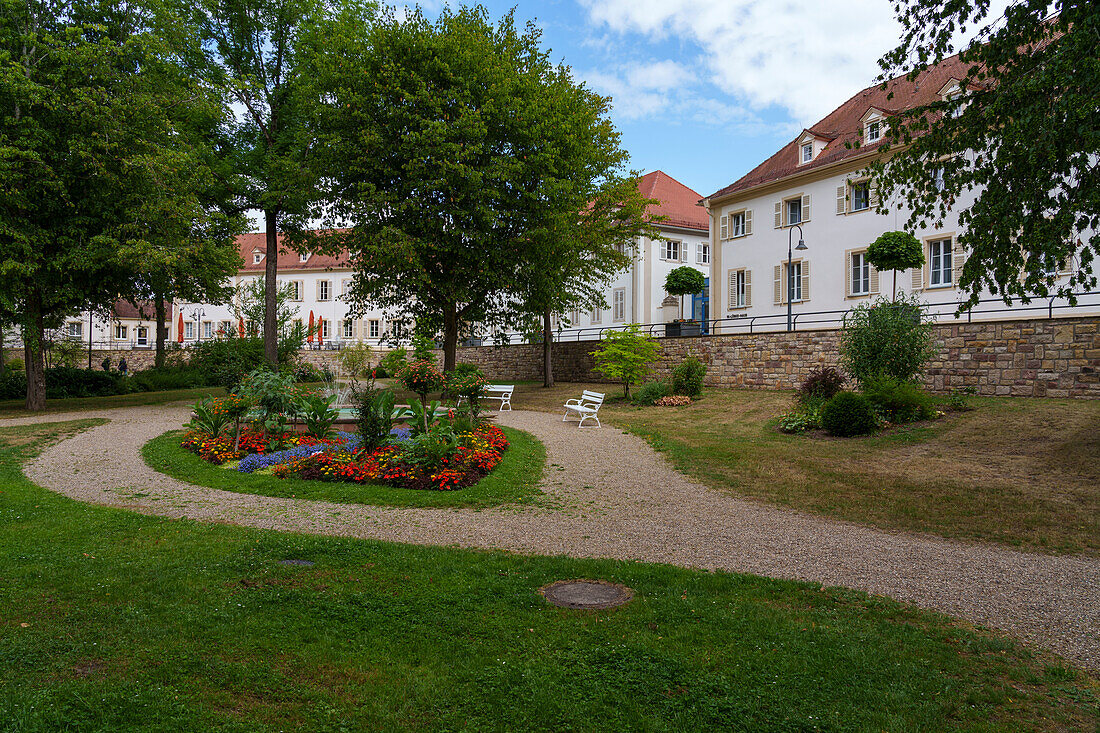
[278,559,314,567]
[539,579,634,609]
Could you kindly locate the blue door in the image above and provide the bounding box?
[691,278,710,335]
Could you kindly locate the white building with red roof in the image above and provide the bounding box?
[704,55,1095,332]
[560,170,711,338]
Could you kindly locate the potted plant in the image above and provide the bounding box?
[663,267,706,337]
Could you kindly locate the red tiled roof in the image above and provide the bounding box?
[112,299,173,320]
[707,54,977,201]
[236,231,352,272]
[638,170,709,231]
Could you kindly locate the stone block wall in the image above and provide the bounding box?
[451,316,1100,398]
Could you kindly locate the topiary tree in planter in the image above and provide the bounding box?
[867,231,924,299]
[663,267,706,322]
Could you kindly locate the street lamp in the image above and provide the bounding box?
[787,225,808,332]
[191,307,206,342]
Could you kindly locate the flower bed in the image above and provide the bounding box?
[180,423,507,492]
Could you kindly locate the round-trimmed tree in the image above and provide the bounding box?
[867,231,924,300]
[664,267,706,322]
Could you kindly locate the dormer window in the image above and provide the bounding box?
[299,253,309,263]
[252,251,263,264]
[866,120,881,143]
[801,143,813,163]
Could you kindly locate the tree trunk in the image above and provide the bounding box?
[542,307,554,388]
[154,296,167,368]
[24,292,46,411]
[442,303,458,373]
[264,208,279,366]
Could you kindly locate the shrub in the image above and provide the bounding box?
[664,266,706,297]
[592,324,659,399]
[942,386,976,412]
[298,391,340,438]
[378,348,407,379]
[821,392,878,437]
[44,367,124,398]
[799,366,845,401]
[337,342,373,384]
[655,395,691,407]
[0,371,26,400]
[293,363,325,383]
[398,360,445,403]
[187,396,233,436]
[130,366,208,392]
[671,355,706,397]
[862,376,937,423]
[446,368,488,417]
[237,369,299,447]
[355,385,397,452]
[632,380,669,406]
[840,294,936,386]
[411,333,437,364]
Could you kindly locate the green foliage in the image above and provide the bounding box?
[592,325,659,399]
[187,397,232,437]
[872,2,1098,306]
[821,392,879,437]
[298,391,339,438]
[840,295,936,386]
[354,384,398,453]
[190,335,298,390]
[664,267,706,297]
[671,355,707,398]
[130,366,209,392]
[337,342,374,385]
[398,360,446,407]
[632,380,670,406]
[776,408,821,434]
[799,366,846,402]
[446,368,488,418]
[411,333,437,364]
[293,362,325,383]
[942,386,976,412]
[406,399,444,438]
[867,231,923,298]
[316,5,652,370]
[237,369,299,446]
[378,348,407,379]
[862,377,938,424]
[402,422,461,469]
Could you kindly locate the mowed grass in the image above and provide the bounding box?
[1,421,1097,731]
[496,382,1100,555]
[142,426,546,509]
[0,386,225,419]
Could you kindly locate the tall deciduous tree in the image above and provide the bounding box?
[0,0,240,409]
[174,0,334,366]
[316,5,647,372]
[871,0,1098,306]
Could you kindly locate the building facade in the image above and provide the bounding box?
[704,55,1095,333]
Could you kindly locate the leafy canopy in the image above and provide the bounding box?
[871,0,1099,307]
[592,325,659,399]
[664,267,706,298]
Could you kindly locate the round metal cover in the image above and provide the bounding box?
[539,579,634,609]
[278,559,315,567]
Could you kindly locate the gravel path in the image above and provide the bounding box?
[15,404,1100,671]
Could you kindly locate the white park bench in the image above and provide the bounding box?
[483,384,514,412]
[562,390,605,428]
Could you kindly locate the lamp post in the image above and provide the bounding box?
[787,224,808,332]
[191,307,206,343]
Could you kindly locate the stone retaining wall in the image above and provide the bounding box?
[447,317,1100,398]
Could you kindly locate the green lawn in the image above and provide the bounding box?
[0,386,225,419]
[1,420,1097,730]
[142,426,546,509]
[496,382,1100,556]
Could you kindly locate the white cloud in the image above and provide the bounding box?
[580,0,1008,125]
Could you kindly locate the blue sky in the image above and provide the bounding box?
[414,0,925,199]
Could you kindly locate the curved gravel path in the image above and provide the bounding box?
[14,404,1100,671]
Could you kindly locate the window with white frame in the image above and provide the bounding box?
[801,142,813,163]
[614,241,626,256]
[253,251,262,264]
[787,262,803,302]
[851,181,871,212]
[341,279,351,297]
[300,253,309,263]
[932,166,946,192]
[851,251,870,295]
[321,320,330,339]
[369,319,380,339]
[220,320,232,336]
[317,280,331,301]
[343,320,354,339]
[612,288,626,321]
[288,280,302,301]
[591,306,601,324]
[786,198,802,226]
[696,243,710,264]
[866,120,881,142]
[663,240,681,261]
[203,321,213,339]
[67,322,83,338]
[929,238,953,287]
[730,269,748,308]
[730,211,746,237]
[182,322,193,340]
